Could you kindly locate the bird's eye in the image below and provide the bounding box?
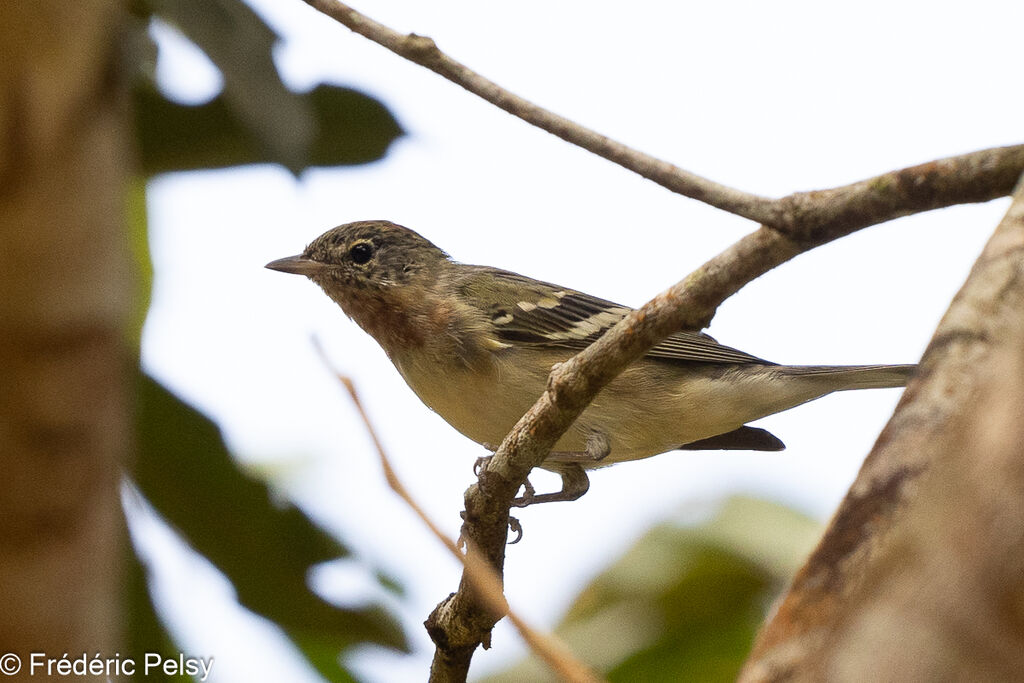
[349,242,374,265]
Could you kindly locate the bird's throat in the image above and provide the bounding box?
[338,288,433,356]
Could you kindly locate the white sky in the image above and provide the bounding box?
[140,1,1021,681]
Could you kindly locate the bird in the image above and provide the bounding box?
[267,220,914,507]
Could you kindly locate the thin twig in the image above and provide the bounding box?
[301,0,777,224]
[303,0,1023,235]
[314,340,605,683]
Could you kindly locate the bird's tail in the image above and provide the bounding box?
[778,364,915,390]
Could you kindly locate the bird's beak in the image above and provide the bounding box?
[265,255,325,276]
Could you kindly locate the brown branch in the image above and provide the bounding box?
[771,144,1024,245]
[316,344,605,683]
[740,178,1024,680]
[304,1,1023,236]
[301,0,777,224]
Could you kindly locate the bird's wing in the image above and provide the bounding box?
[459,267,771,365]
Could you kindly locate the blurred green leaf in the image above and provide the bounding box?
[606,542,768,682]
[126,176,152,347]
[134,372,408,682]
[144,0,312,172]
[135,82,403,175]
[375,569,406,599]
[304,84,405,168]
[133,0,403,175]
[482,498,821,683]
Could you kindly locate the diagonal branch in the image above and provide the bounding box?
[301,0,777,223]
[302,0,1023,236]
[771,144,1024,244]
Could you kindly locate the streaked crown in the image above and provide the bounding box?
[301,220,449,289]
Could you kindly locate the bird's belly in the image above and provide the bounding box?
[392,353,541,447]
[571,385,742,465]
[392,353,817,467]
[567,366,796,466]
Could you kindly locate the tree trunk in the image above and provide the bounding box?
[0,3,132,680]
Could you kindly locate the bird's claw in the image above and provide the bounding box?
[474,443,500,476]
[511,478,537,508]
[473,455,491,476]
[461,504,524,545]
[507,516,523,544]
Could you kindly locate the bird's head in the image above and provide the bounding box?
[266,220,451,350]
[267,219,448,289]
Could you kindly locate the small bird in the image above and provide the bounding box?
[267,220,914,507]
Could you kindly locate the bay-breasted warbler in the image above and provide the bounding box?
[267,220,913,506]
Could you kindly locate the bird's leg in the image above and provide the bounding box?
[511,431,610,507]
[475,444,538,515]
[480,433,609,508]
[474,442,500,475]
[544,431,611,464]
[512,463,590,507]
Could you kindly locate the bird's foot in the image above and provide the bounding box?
[512,463,590,507]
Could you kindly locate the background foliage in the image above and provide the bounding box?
[127,0,406,679]
[483,499,819,682]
